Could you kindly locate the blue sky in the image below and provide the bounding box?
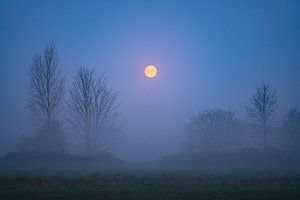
[1,0,300,160]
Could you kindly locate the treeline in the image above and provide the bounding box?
[19,42,300,159]
[184,84,300,156]
[20,42,119,157]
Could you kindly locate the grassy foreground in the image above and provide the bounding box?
[1,171,300,200]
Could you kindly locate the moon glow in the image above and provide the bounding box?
[144,65,157,78]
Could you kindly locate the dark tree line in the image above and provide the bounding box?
[22,42,299,158]
[185,82,299,155]
[22,42,119,157]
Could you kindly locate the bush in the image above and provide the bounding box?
[280,107,300,154]
[20,121,68,153]
[184,108,241,155]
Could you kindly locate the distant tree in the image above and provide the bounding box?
[25,42,67,152]
[281,107,300,154]
[185,108,240,155]
[246,82,277,149]
[28,42,65,127]
[66,67,119,157]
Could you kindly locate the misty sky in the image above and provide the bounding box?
[1,0,300,161]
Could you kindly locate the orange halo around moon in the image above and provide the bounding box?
[144,65,157,78]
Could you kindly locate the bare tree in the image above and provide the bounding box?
[67,67,119,157]
[246,82,277,149]
[24,42,66,152]
[28,42,64,127]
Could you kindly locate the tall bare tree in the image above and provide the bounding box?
[247,82,277,149]
[67,67,119,157]
[28,42,64,127]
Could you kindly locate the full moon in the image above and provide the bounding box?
[144,65,157,78]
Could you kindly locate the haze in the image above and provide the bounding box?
[0,0,300,163]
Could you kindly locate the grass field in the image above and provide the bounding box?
[1,171,300,200]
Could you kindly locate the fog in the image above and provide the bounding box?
[0,0,300,171]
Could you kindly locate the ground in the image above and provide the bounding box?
[1,171,300,200]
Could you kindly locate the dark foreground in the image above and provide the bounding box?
[1,171,300,200]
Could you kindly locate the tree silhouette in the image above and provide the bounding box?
[247,82,277,149]
[28,42,64,127]
[24,42,66,152]
[67,67,119,157]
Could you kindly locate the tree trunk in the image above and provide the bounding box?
[47,111,51,128]
[263,122,267,149]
